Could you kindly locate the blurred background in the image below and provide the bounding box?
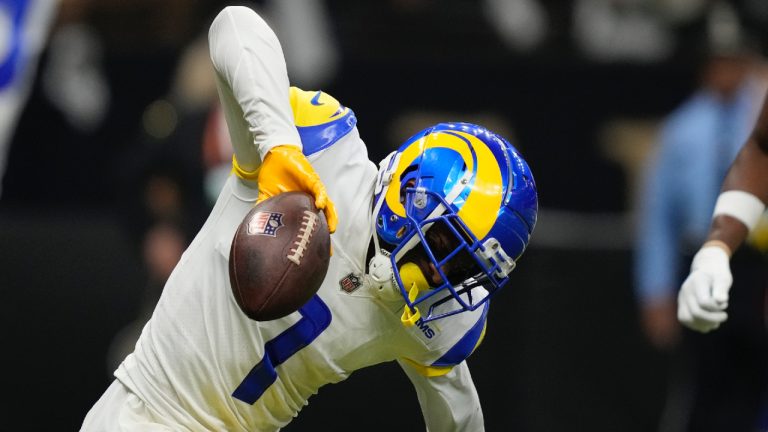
[2,0,768,431]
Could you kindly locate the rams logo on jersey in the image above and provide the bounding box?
[414,317,435,339]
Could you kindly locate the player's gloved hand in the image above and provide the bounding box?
[677,244,732,333]
[257,145,338,233]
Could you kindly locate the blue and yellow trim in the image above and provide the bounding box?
[401,357,454,377]
[400,302,489,377]
[289,87,356,156]
[231,87,355,180]
[232,154,260,180]
[431,302,489,367]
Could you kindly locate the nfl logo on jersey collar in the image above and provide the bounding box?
[339,272,362,293]
[337,267,401,300]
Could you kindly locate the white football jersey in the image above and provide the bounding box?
[102,6,488,432]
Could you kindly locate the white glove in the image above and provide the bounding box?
[677,245,732,333]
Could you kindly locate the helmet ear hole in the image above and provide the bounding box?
[395,225,408,239]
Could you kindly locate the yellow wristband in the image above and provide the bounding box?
[232,155,260,180]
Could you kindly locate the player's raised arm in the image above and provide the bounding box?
[208,6,297,171]
[397,360,484,431]
[678,95,768,332]
[208,6,337,231]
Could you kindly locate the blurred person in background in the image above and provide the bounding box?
[676,76,768,432]
[1,0,220,208]
[634,9,768,431]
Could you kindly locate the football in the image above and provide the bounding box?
[228,191,331,321]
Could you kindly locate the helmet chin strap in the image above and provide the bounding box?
[367,151,434,307]
[368,152,404,301]
[367,249,401,301]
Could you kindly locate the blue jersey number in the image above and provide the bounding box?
[232,295,332,404]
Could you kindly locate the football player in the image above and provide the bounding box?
[678,94,768,333]
[81,6,537,431]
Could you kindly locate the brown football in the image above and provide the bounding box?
[228,191,330,321]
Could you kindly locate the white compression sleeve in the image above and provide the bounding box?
[208,6,301,172]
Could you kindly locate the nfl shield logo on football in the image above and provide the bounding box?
[339,273,362,293]
[247,211,284,237]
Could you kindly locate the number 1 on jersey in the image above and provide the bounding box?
[232,295,332,404]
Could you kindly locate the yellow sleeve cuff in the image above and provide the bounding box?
[401,358,454,377]
[232,154,260,181]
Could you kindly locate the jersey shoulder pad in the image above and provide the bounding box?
[290,87,357,156]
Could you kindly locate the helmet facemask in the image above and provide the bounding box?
[388,185,514,324]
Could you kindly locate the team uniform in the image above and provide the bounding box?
[82,7,487,431]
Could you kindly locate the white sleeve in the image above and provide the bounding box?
[208,6,301,173]
[397,360,485,432]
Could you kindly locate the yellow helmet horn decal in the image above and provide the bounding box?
[385,131,503,239]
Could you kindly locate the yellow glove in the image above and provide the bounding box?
[256,145,338,233]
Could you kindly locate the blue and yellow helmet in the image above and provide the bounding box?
[373,122,537,322]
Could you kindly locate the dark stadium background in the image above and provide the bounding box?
[2,1,767,430]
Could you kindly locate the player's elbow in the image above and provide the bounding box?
[211,5,260,24]
[210,6,271,39]
[209,6,279,62]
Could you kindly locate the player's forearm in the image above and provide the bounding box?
[705,138,768,254]
[704,216,748,256]
[208,6,301,173]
